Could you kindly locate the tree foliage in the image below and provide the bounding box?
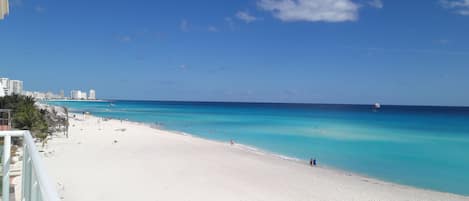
[0,94,49,140]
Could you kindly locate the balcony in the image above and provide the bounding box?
[1,130,60,201]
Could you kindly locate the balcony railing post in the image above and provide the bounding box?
[23,157,32,201]
[2,135,11,201]
[30,170,38,201]
[0,131,60,201]
[22,142,27,201]
[22,142,31,201]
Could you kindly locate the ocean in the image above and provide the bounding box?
[47,100,469,195]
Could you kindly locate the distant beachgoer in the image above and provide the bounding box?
[230,139,234,145]
[309,158,313,166]
[313,158,317,166]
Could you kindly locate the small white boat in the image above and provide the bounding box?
[374,103,381,109]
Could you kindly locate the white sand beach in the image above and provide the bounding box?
[41,114,469,201]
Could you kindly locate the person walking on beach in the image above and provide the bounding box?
[230,139,235,145]
[310,158,317,166]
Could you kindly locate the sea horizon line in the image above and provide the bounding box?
[48,98,469,109]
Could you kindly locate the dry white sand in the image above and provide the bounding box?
[41,114,469,201]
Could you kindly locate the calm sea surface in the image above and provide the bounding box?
[47,100,469,195]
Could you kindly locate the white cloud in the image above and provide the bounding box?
[368,0,383,8]
[225,17,236,30]
[208,25,219,32]
[116,35,132,43]
[257,0,359,22]
[440,0,469,15]
[34,5,45,13]
[180,19,189,32]
[236,11,258,23]
[434,39,450,45]
[459,9,469,15]
[441,0,469,7]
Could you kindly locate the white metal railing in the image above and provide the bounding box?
[1,130,60,201]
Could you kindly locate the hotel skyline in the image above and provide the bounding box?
[0,77,23,97]
[1,76,97,100]
[70,89,96,100]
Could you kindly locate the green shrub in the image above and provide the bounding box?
[0,95,49,141]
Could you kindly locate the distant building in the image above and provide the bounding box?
[8,80,23,95]
[22,91,33,97]
[70,90,89,100]
[70,90,82,100]
[0,78,9,95]
[89,89,96,100]
[45,92,54,99]
[0,78,23,95]
[0,82,5,97]
[81,92,87,100]
[23,90,66,100]
[60,90,65,99]
[0,0,9,20]
[33,91,46,100]
[0,78,8,87]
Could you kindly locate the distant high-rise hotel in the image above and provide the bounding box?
[0,78,23,96]
[70,89,95,100]
[0,83,5,97]
[9,80,23,95]
[0,78,9,95]
[70,90,83,100]
[89,89,96,100]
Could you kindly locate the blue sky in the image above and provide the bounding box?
[0,0,468,106]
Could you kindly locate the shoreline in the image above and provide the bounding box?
[88,115,332,171]
[75,113,466,196]
[69,113,467,197]
[40,110,469,200]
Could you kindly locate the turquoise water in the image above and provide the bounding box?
[47,100,469,195]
